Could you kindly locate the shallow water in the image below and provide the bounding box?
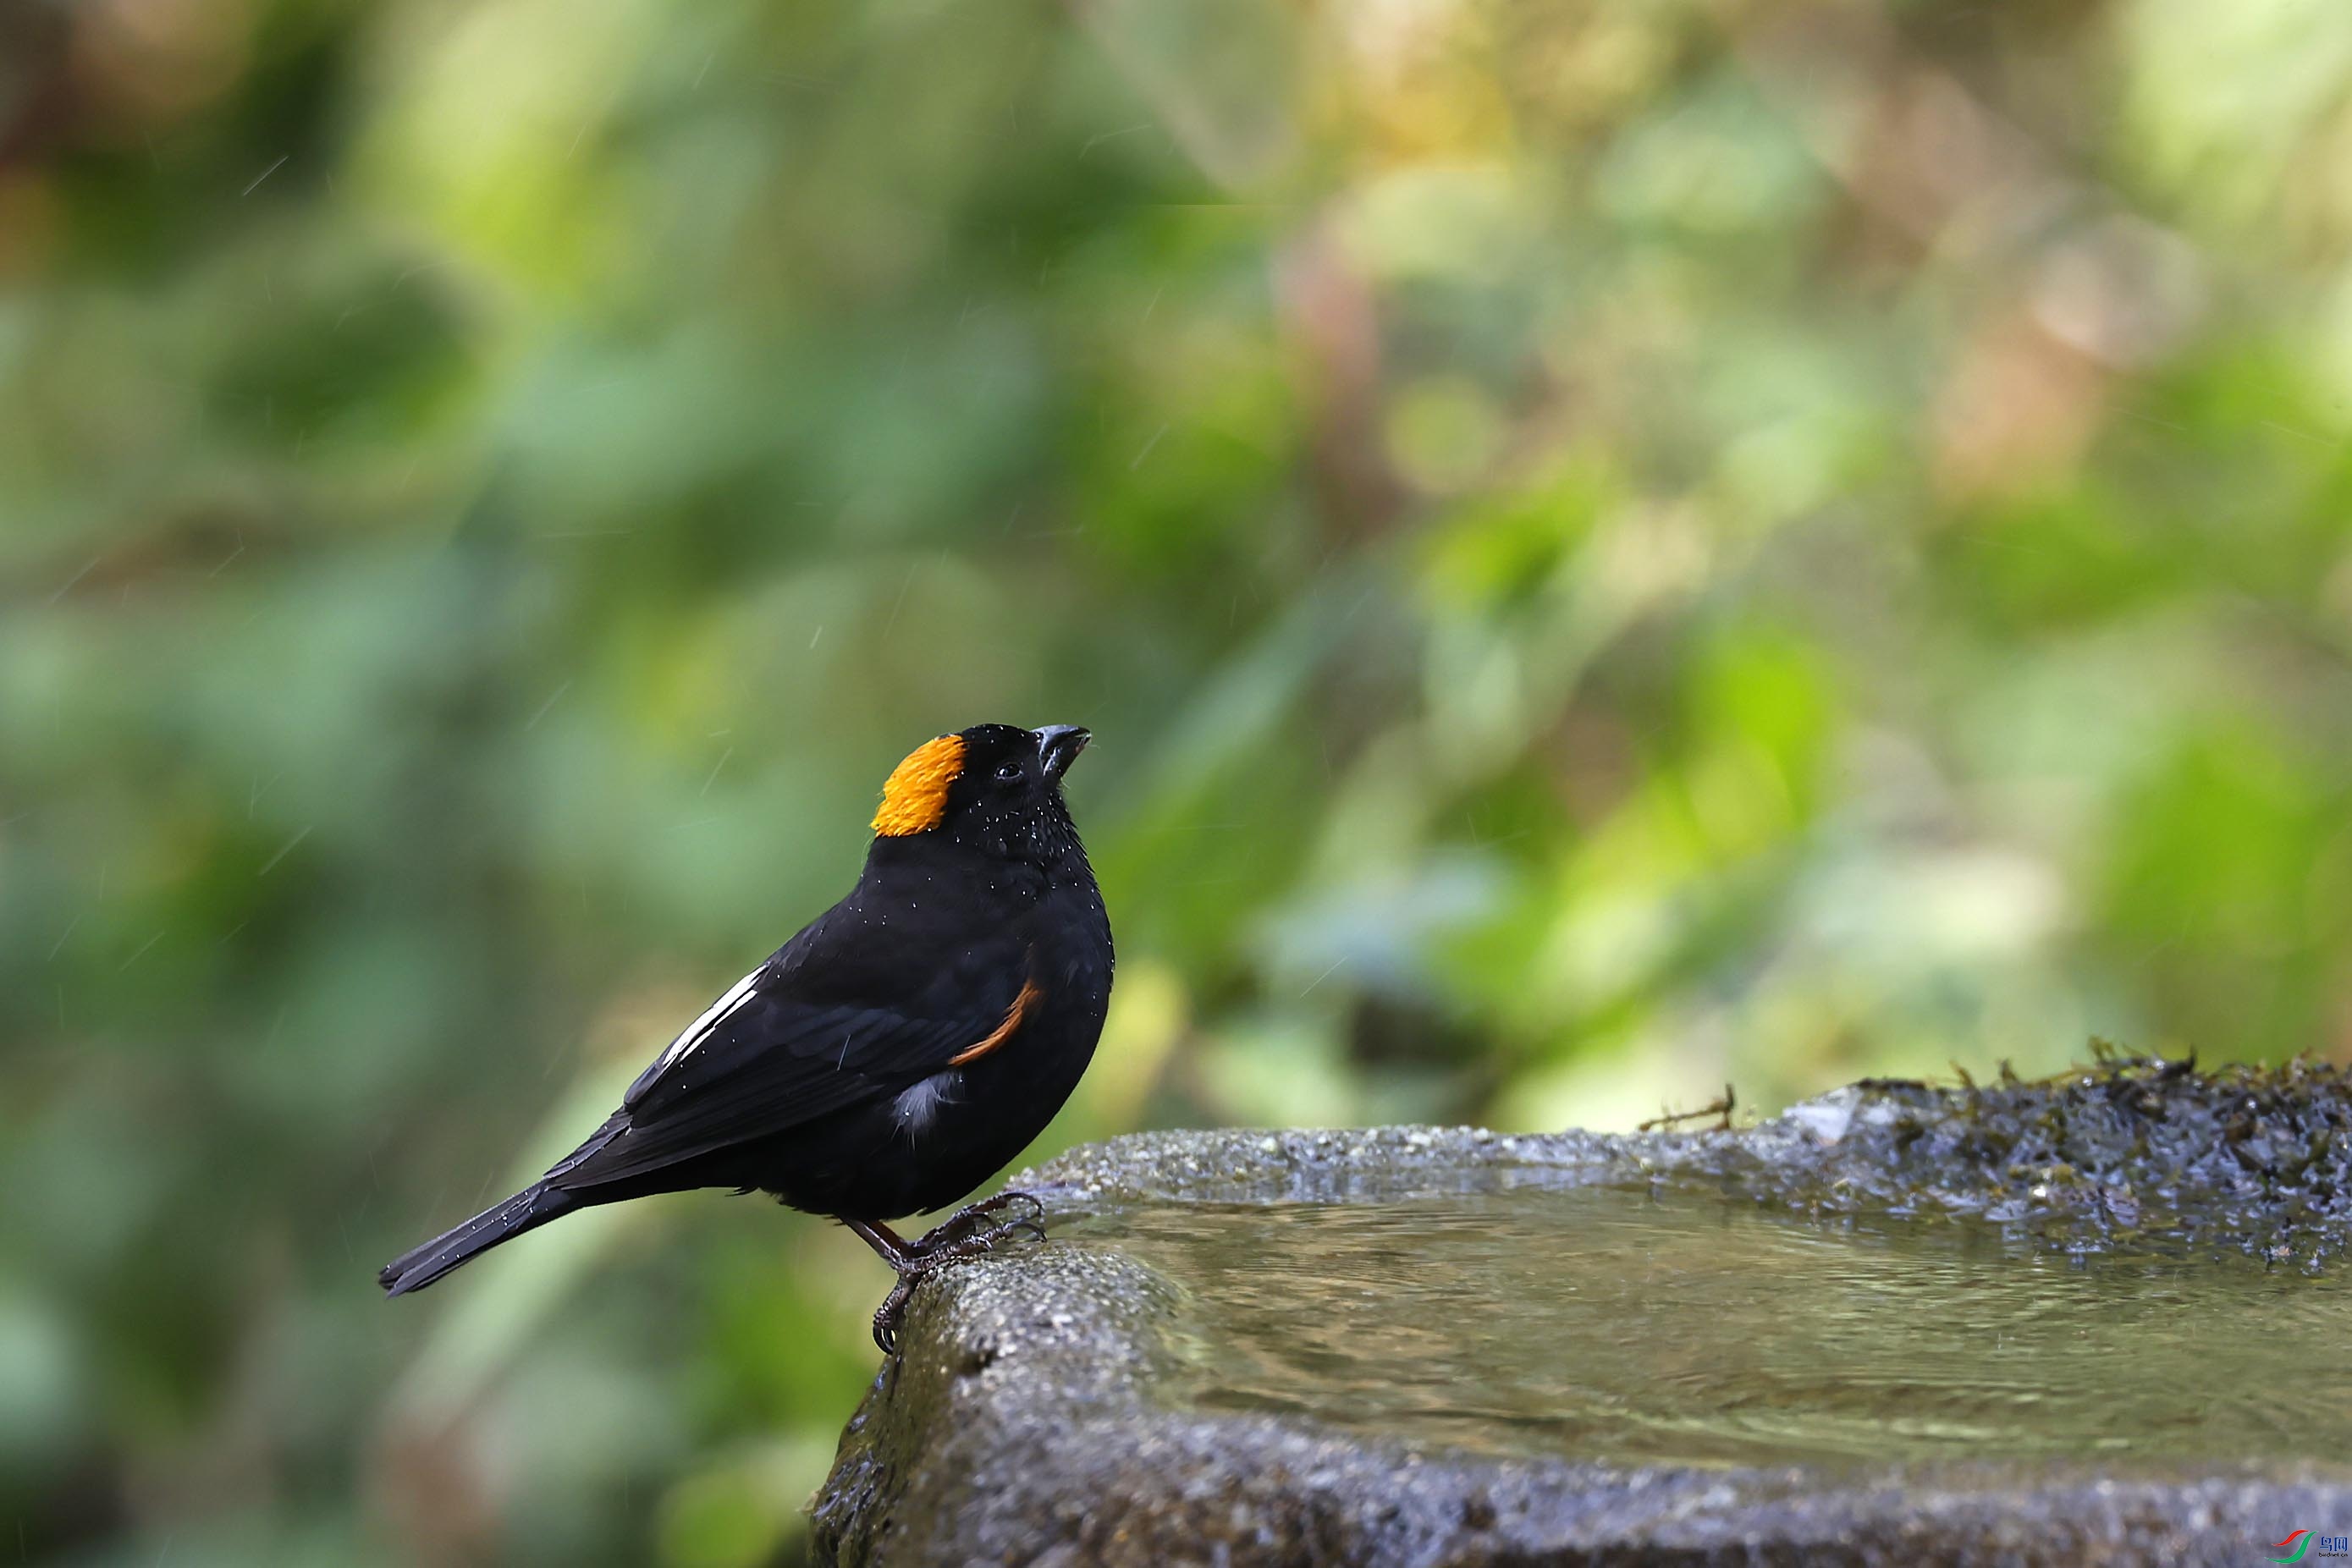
[1069,1185,2352,1470]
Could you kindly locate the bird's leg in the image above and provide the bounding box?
[844,1217,921,1272]
[843,1202,1050,1354]
[843,1219,924,1353]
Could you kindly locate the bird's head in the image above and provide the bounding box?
[870,723,1092,862]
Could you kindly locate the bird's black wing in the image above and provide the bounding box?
[549,953,1023,1191]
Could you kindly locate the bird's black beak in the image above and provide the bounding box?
[1036,725,1090,782]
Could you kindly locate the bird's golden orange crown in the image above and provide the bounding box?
[871,734,965,836]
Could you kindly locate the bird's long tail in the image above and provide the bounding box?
[377,1181,581,1296]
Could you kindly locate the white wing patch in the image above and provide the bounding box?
[651,966,763,1076]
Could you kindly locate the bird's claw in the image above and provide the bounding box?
[868,1204,1051,1353]
[873,1278,915,1354]
[967,1216,1049,1250]
[961,1189,1047,1227]
[904,1213,1047,1271]
[917,1191,1047,1253]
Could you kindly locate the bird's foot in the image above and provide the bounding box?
[871,1277,918,1355]
[913,1190,1046,1254]
[864,1196,1050,1354]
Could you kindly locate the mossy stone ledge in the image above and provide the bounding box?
[812,1059,2352,1566]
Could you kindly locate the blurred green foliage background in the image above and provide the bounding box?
[8,0,2352,1560]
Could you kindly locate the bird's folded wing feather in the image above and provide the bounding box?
[554,966,1019,1188]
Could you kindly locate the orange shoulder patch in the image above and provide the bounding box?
[871,734,966,836]
[950,976,1043,1066]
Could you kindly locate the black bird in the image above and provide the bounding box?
[378,723,1113,1351]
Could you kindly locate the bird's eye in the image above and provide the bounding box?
[994,762,1023,782]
